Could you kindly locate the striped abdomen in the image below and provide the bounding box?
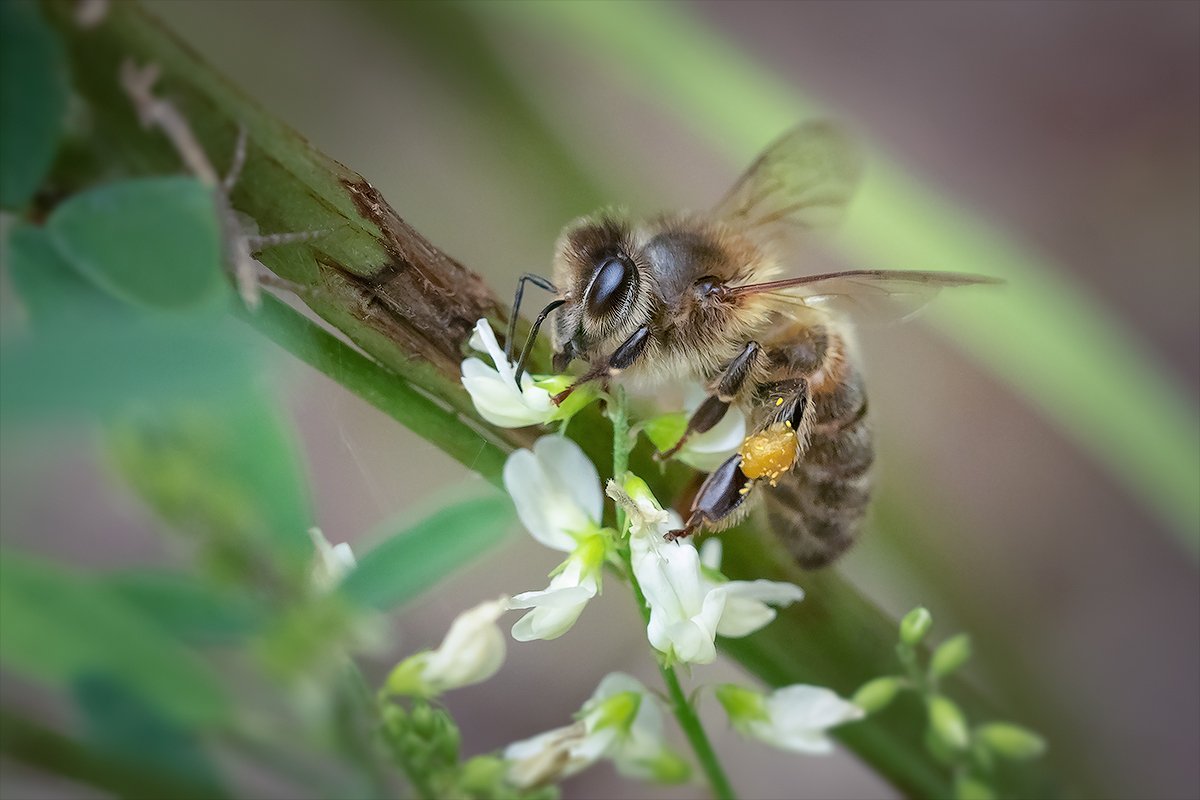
[763,332,874,568]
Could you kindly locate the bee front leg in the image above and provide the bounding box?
[666,453,752,541]
[657,341,761,460]
[551,325,652,405]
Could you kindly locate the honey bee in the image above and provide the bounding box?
[505,121,997,568]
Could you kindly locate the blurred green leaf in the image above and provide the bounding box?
[341,496,514,610]
[104,570,267,645]
[6,224,121,323]
[108,389,314,571]
[73,673,230,799]
[0,313,261,427]
[0,0,68,209]
[46,176,229,310]
[0,549,227,724]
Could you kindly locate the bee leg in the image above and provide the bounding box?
[658,341,761,460]
[666,453,751,541]
[551,325,652,405]
[759,378,809,430]
[505,273,558,363]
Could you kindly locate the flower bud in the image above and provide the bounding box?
[409,700,438,739]
[954,773,996,800]
[900,606,933,646]
[928,695,970,752]
[852,676,904,714]
[930,633,972,679]
[977,722,1047,760]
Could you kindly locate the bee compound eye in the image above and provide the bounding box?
[584,256,633,318]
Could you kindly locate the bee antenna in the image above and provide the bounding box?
[513,298,566,388]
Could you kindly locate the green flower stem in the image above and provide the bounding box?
[609,389,736,800]
[240,295,510,489]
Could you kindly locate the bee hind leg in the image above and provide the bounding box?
[666,453,752,541]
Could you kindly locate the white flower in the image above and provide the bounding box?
[385,597,509,696]
[509,534,606,641]
[504,672,689,789]
[716,683,865,754]
[504,436,611,640]
[308,527,356,590]
[609,476,804,665]
[699,539,805,638]
[461,318,556,427]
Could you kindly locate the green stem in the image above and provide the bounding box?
[608,390,736,800]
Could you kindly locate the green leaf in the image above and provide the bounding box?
[341,495,514,610]
[0,313,262,428]
[107,389,313,570]
[0,0,69,209]
[73,673,230,799]
[930,633,972,680]
[642,412,688,454]
[46,176,229,311]
[104,570,267,645]
[0,549,227,724]
[6,224,120,323]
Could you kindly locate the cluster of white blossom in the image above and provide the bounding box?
[309,318,865,793]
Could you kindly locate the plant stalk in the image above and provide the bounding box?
[609,389,736,800]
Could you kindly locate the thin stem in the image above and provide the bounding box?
[608,389,736,800]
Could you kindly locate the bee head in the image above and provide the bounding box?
[550,214,655,368]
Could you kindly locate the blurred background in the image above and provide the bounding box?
[2,2,1197,798]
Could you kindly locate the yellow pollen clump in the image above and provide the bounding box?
[738,425,798,486]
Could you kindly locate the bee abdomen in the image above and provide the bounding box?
[765,389,874,569]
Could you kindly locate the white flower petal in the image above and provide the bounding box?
[421,597,509,691]
[503,446,586,552]
[509,574,596,642]
[462,367,553,428]
[715,579,806,638]
[750,720,835,754]
[308,527,356,590]
[699,538,723,571]
[678,406,747,471]
[532,436,604,524]
[460,319,557,428]
[766,684,865,733]
[505,722,594,789]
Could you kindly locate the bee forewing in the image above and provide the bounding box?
[734,269,1002,327]
[714,121,863,237]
